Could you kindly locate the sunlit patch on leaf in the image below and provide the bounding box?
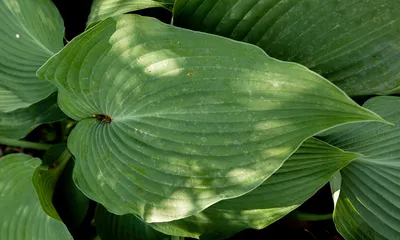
[38,14,384,222]
[0,153,71,240]
[87,0,174,25]
[151,138,360,239]
[173,0,400,96]
[0,0,64,111]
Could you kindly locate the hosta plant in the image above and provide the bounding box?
[0,0,399,239]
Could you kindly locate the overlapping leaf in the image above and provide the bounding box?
[95,205,175,240]
[0,154,71,240]
[320,96,400,240]
[0,87,31,113]
[0,93,66,139]
[150,138,360,239]
[87,0,175,25]
[38,14,383,222]
[53,156,90,234]
[0,0,64,111]
[173,0,400,96]
[32,146,71,221]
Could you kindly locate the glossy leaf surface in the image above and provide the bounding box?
[0,154,71,240]
[0,0,64,111]
[95,205,174,240]
[151,138,360,239]
[87,0,174,25]
[173,0,400,96]
[38,15,383,222]
[321,96,400,240]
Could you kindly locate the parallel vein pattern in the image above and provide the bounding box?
[0,154,71,240]
[0,0,64,111]
[173,0,400,96]
[38,15,382,222]
[150,138,360,239]
[321,96,400,240]
[95,205,172,240]
[0,93,66,139]
[87,0,174,25]
[0,87,30,113]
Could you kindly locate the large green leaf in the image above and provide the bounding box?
[0,0,64,111]
[38,14,383,222]
[0,154,71,240]
[173,0,400,96]
[0,93,66,139]
[320,96,400,240]
[95,205,176,240]
[87,0,175,25]
[150,138,360,239]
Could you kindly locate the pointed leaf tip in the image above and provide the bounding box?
[40,15,387,222]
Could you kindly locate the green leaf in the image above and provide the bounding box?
[53,154,90,234]
[173,0,400,96]
[32,145,72,221]
[321,96,400,240]
[38,14,384,222]
[0,87,31,113]
[0,0,64,111]
[0,93,66,139]
[39,144,90,234]
[95,205,174,240]
[0,154,72,240]
[87,0,175,25]
[150,138,360,239]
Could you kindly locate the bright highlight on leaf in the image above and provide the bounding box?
[38,14,384,222]
[150,138,360,239]
[87,0,174,25]
[0,154,71,240]
[95,205,174,240]
[0,0,64,111]
[321,96,400,240]
[173,0,400,96]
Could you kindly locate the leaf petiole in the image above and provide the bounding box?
[0,136,54,150]
[289,211,333,221]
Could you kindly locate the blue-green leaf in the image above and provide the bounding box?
[0,154,71,240]
[38,14,384,222]
[0,0,64,111]
[87,0,174,25]
[173,0,400,96]
[321,96,400,240]
[151,138,360,239]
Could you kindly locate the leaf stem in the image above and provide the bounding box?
[289,211,333,221]
[0,137,53,150]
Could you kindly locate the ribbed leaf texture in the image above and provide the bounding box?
[173,0,400,96]
[38,14,383,222]
[0,0,64,111]
[87,0,174,25]
[0,154,71,240]
[321,96,400,240]
[151,138,360,239]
